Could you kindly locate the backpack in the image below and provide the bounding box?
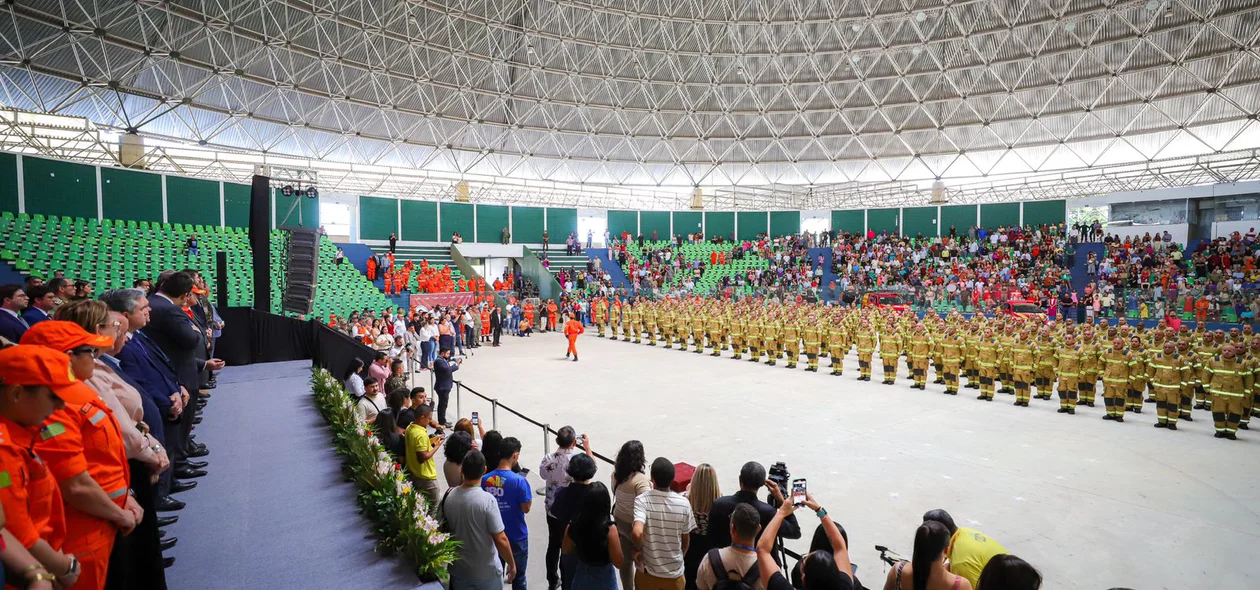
[435,487,455,534]
[707,548,759,590]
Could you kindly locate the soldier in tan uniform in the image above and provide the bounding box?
[1055,334,1083,415]
[975,329,998,401]
[1009,330,1037,407]
[1100,337,1134,422]
[783,316,801,369]
[1150,341,1192,431]
[939,327,963,395]
[1126,336,1150,414]
[827,318,846,376]
[855,323,876,381]
[1205,344,1252,439]
[802,318,821,372]
[907,323,932,390]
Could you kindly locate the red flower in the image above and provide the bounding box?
[393,463,402,471]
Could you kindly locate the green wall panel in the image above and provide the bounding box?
[439,202,474,242]
[222,183,252,227]
[640,211,670,241]
[0,153,17,213]
[165,176,221,227]
[360,196,399,240]
[832,210,864,235]
[940,205,977,235]
[23,157,97,219]
[980,202,1020,229]
[705,212,735,240]
[1022,199,1066,227]
[902,206,939,238]
[868,208,900,235]
[607,210,638,238]
[546,207,577,238]
[769,211,800,238]
[672,211,702,238]
[274,189,319,229]
[737,211,768,240]
[401,200,438,242]
[101,168,161,223]
[476,204,510,243]
[511,206,545,243]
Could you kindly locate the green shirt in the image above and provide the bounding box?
[404,423,437,480]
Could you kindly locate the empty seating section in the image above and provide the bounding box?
[540,253,587,280]
[272,235,394,319]
[0,212,255,306]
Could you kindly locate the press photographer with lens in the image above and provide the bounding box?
[707,461,802,552]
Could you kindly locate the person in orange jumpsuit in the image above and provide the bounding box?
[457,278,468,293]
[0,345,85,589]
[480,307,491,342]
[547,301,559,332]
[366,255,377,281]
[22,322,138,590]
[384,271,394,294]
[524,302,535,332]
[564,315,584,361]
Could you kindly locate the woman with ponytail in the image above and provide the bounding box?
[882,520,971,590]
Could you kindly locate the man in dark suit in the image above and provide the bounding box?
[432,348,461,428]
[0,284,30,343]
[143,272,223,466]
[22,284,55,327]
[490,306,503,347]
[707,461,801,551]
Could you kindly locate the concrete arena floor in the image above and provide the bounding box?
[449,330,1258,590]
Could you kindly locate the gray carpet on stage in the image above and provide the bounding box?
[165,360,435,589]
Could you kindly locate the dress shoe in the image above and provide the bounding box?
[200,390,213,398]
[157,515,179,527]
[191,441,207,452]
[171,481,197,494]
[175,466,207,479]
[161,537,178,551]
[159,529,167,539]
[180,460,208,469]
[163,557,175,569]
[187,447,209,458]
[193,416,203,425]
[156,497,186,512]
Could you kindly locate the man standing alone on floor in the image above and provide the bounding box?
[564,314,585,362]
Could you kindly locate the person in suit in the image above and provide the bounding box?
[0,284,30,343]
[433,348,461,428]
[490,306,504,347]
[102,288,195,513]
[142,273,222,470]
[22,284,56,327]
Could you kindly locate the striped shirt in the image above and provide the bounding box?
[633,488,696,579]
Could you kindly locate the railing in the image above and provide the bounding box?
[449,378,804,566]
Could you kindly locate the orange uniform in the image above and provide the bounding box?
[564,318,585,359]
[0,415,67,554]
[366,256,377,280]
[480,310,491,336]
[36,398,131,590]
[547,302,559,330]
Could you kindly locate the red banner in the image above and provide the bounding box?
[410,292,476,308]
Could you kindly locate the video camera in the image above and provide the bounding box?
[767,461,790,497]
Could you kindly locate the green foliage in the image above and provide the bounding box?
[310,368,459,578]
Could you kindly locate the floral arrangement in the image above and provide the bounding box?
[311,368,459,579]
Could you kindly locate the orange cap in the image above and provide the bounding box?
[20,320,115,351]
[0,345,98,404]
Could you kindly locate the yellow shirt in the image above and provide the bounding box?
[949,527,1007,588]
[404,423,437,480]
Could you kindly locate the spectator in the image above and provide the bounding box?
[384,359,408,394]
[882,520,972,590]
[389,232,397,253]
[368,351,390,382]
[540,426,593,589]
[791,524,861,589]
[562,481,622,588]
[184,234,199,256]
[440,450,517,589]
[632,457,695,590]
[756,492,853,590]
[419,317,439,369]
[613,440,650,590]
[335,247,345,265]
[374,409,405,458]
[353,377,382,424]
[433,347,461,427]
[684,463,721,589]
[481,437,531,590]
[442,430,475,488]
[452,417,485,451]
[695,504,761,590]
[975,555,1041,590]
[22,284,56,326]
[0,284,30,343]
[404,404,444,504]
[48,277,74,307]
[551,454,599,583]
[398,387,426,427]
[922,509,1006,589]
[707,462,801,550]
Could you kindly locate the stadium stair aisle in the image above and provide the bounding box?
[586,248,628,288]
[809,246,836,290]
[164,360,430,590]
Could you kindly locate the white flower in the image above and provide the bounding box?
[375,460,393,476]
[355,424,367,436]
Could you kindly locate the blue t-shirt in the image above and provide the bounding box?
[481,468,531,543]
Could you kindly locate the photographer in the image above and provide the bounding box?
[757,492,853,590]
[433,347,461,428]
[707,462,801,551]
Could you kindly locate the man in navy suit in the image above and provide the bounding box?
[21,284,55,327]
[0,284,30,343]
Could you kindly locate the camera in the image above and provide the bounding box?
[767,461,790,496]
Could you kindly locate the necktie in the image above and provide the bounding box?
[136,331,171,364]
[14,313,29,329]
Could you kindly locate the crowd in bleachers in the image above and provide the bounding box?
[0,269,224,590]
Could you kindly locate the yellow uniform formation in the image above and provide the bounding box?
[609,298,1260,441]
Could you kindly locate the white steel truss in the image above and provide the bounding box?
[1,0,1259,209]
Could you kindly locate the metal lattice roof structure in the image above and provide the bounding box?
[2,0,1260,209]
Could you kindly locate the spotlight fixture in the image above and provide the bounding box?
[281,184,294,197]
[305,186,319,200]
